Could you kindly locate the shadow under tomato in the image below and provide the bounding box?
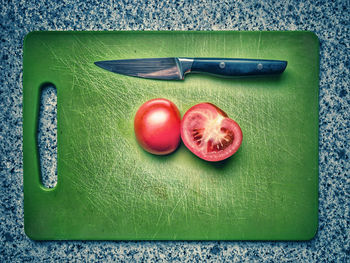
[174,141,244,176]
[138,142,182,163]
[194,147,242,171]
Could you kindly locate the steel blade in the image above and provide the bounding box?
[94,58,183,80]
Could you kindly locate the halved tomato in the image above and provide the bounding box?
[181,103,243,162]
[134,98,181,155]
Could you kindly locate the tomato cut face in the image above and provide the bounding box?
[181,103,243,162]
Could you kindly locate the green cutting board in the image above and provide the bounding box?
[23,31,319,240]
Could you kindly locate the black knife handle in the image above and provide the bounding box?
[190,58,287,77]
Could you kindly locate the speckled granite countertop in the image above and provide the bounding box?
[1,0,349,262]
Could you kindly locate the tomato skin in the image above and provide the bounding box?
[134,98,181,155]
[181,103,243,162]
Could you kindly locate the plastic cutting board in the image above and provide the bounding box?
[23,31,319,240]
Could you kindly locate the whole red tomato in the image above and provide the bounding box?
[134,98,181,155]
[181,103,243,162]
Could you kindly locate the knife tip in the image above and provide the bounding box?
[94,61,106,70]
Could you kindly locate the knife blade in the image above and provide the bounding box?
[94,57,287,80]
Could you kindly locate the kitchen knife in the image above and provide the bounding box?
[94,58,287,80]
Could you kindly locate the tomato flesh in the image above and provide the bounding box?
[181,103,242,162]
[134,98,181,155]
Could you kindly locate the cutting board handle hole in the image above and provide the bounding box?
[37,83,57,189]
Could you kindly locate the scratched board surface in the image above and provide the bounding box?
[23,31,319,240]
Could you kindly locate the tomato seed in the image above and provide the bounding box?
[220,127,228,133]
[193,135,202,140]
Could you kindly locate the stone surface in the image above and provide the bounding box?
[0,0,349,261]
